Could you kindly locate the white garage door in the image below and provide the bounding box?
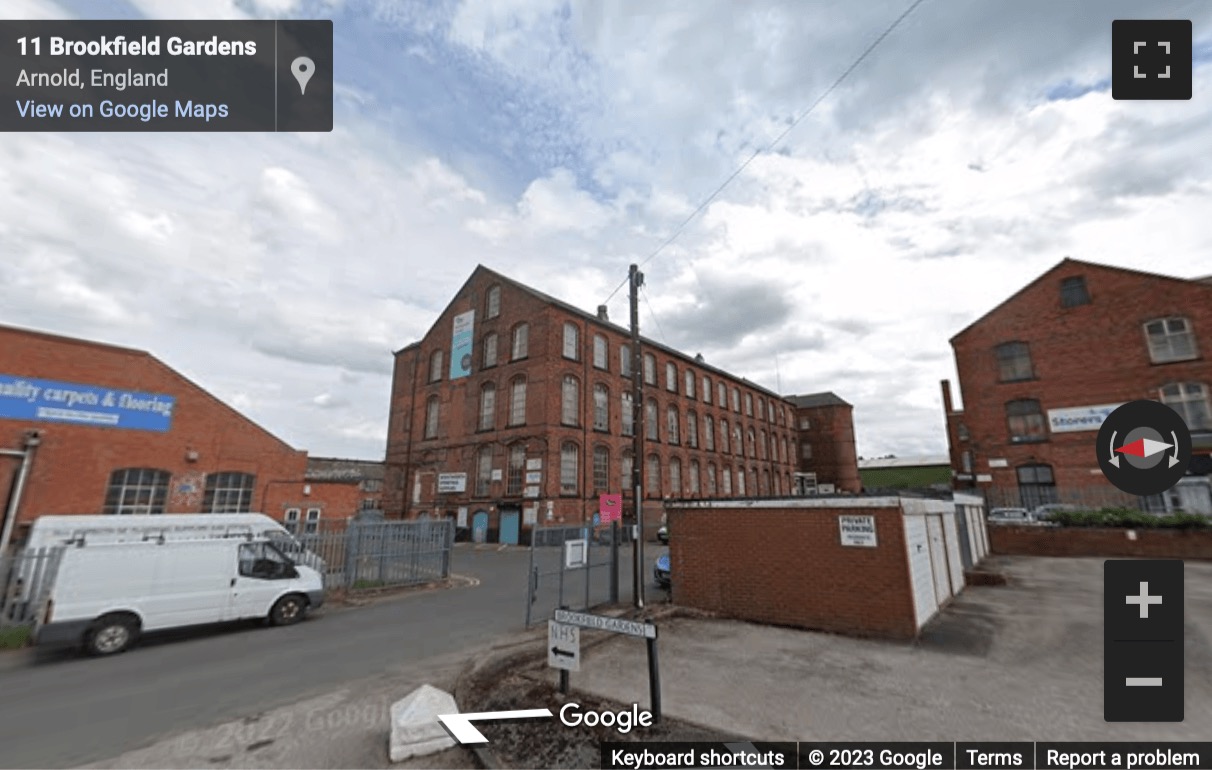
[903,515,937,628]
[943,513,964,595]
[926,515,952,605]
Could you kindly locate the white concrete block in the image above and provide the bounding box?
[389,684,458,763]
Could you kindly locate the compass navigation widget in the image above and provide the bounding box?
[1097,400,1192,496]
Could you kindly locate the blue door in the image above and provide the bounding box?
[472,511,489,543]
[499,509,520,545]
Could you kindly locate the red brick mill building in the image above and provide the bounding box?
[383,266,860,543]
[0,324,381,552]
[943,259,1212,513]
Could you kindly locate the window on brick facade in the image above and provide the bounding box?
[1145,318,1198,363]
[731,387,740,412]
[685,370,696,399]
[759,429,767,460]
[1006,399,1047,442]
[283,508,300,534]
[958,422,971,441]
[736,467,746,495]
[666,405,680,444]
[203,472,255,513]
[702,376,712,404]
[429,349,444,382]
[747,428,756,457]
[1017,464,1057,509]
[511,323,529,360]
[561,376,580,426]
[704,415,715,451]
[761,469,770,496]
[758,398,765,422]
[485,285,501,319]
[722,465,733,495]
[560,442,579,495]
[593,384,610,431]
[620,345,632,377]
[478,383,496,431]
[799,416,811,430]
[643,353,657,385]
[666,362,677,392]
[621,450,634,491]
[424,396,440,438]
[734,425,743,455]
[801,442,813,460]
[507,444,526,495]
[475,446,493,497]
[482,333,498,368]
[645,399,659,440]
[774,472,781,495]
[646,454,661,496]
[1160,382,1211,430]
[717,382,726,407]
[686,411,698,448]
[996,341,1034,382]
[720,418,730,453]
[621,392,635,436]
[706,463,718,495]
[781,436,788,463]
[745,393,753,417]
[669,457,682,495]
[593,334,608,369]
[593,445,610,492]
[1060,276,1090,308]
[962,450,974,473]
[508,378,527,425]
[689,460,700,495]
[103,468,170,514]
[563,322,580,360]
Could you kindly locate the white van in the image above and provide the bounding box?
[33,537,324,655]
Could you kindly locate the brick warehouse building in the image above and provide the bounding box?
[384,266,858,542]
[787,392,862,494]
[942,258,1212,513]
[0,324,369,548]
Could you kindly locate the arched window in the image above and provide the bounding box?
[485,284,501,318]
[720,418,730,453]
[478,383,496,431]
[703,376,712,404]
[759,429,767,460]
[508,377,527,425]
[560,442,580,495]
[666,405,680,444]
[561,375,580,426]
[643,353,657,385]
[646,454,661,496]
[563,322,580,360]
[593,445,610,491]
[669,457,682,495]
[686,410,698,448]
[621,392,635,436]
[620,344,632,377]
[747,428,756,457]
[104,468,171,515]
[761,469,770,496]
[706,463,718,495]
[593,334,608,369]
[482,333,498,368]
[684,370,696,398]
[689,460,700,495]
[475,446,493,496]
[621,450,634,491]
[507,444,526,495]
[704,415,715,451]
[204,472,256,513]
[428,349,444,382]
[665,362,678,392]
[593,384,610,431]
[511,323,529,360]
[645,399,659,440]
[722,465,733,495]
[424,395,440,438]
[736,467,746,495]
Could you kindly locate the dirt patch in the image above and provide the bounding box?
[455,640,745,769]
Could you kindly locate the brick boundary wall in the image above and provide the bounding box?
[989,525,1212,559]
[666,503,919,639]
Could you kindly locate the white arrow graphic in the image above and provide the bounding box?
[437,709,553,744]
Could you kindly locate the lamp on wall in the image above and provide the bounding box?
[303,484,311,496]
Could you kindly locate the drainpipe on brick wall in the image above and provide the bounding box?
[0,431,42,558]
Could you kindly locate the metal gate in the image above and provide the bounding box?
[1,547,64,627]
[524,524,620,628]
[298,519,454,590]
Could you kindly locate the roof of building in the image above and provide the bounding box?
[785,392,851,408]
[950,258,1212,342]
[857,455,950,469]
[400,265,795,403]
[0,322,302,454]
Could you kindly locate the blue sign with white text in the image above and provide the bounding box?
[0,374,175,432]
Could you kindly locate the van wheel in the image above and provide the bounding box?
[86,615,138,656]
[269,594,307,626]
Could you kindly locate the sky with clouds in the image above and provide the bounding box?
[3,0,1211,462]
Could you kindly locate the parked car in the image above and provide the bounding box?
[653,551,670,588]
[1032,503,1080,521]
[988,507,1033,524]
[34,536,324,656]
[657,525,669,544]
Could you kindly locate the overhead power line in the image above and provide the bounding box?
[603,0,928,305]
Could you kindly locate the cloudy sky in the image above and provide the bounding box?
[3,0,1212,462]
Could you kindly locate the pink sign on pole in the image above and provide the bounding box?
[598,493,623,523]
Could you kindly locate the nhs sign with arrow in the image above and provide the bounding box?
[548,620,580,671]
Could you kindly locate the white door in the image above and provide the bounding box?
[228,542,292,620]
[903,515,937,629]
[926,515,952,605]
[942,513,965,595]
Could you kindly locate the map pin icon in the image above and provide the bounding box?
[291,56,315,95]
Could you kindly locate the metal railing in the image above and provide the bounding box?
[1,547,63,627]
[298,519,454,590]
[525,523,620,628]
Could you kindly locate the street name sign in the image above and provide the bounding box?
[554,609,657,639]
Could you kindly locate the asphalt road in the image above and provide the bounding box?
[0,542,667,768]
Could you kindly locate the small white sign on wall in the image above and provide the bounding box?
[526,458,542,470]
[456,507,468,527]
[523,505,538,525]
[838,515,877,548]
[525,471,542,484]
[988,458,1008,468]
